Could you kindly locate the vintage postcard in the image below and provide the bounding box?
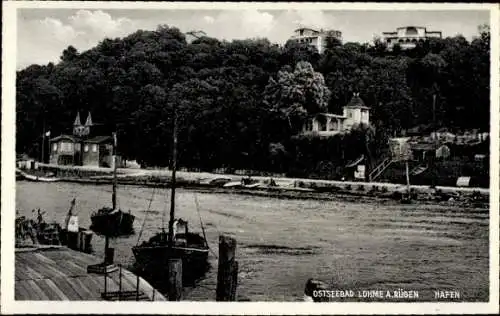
[1,1,499,314]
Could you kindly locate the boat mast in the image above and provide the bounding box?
[112,131,118,210]
[105,131,118,260]
[405,160,411,196]
[167,103,178,249]
[431,94,437,188]
[41,110,46,163]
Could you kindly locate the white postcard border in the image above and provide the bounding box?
[2,1,499,315]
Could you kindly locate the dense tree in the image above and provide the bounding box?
[263,61,331,133]
[16,24,490,178]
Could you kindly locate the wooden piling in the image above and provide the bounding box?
[167,258,182,301]
[78,231,84,252]
[216,235,238,301]
[136,271,140,301]
[119,264,122,301]
[105,247,115,265]
[83,231,93,253]
[67,231,78,250]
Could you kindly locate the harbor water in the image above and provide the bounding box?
[15,181,489,301]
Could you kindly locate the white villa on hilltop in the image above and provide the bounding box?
[302,93,370,137]
[382,26,442,50]
[288,26,342,54]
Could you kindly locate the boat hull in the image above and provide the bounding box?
[132,244,210,284]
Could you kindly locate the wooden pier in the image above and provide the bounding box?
[15,245,166,301]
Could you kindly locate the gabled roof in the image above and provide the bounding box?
[344,93,370,109]
[84,135,112,144]
[314,113,346,119]
[49,134,81,143]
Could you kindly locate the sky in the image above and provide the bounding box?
[16,8,490,69]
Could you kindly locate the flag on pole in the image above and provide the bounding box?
[45,131,51,137]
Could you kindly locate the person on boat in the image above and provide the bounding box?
[241,175,253,185]
[64,198,76,230]
[36,209,46,227]
[304,278,329,302]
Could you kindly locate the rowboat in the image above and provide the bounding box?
[16,168,60,182]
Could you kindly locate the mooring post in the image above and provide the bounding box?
[78,231,84,252]
[119,264,122,301]
[104,266,108,297]
[136,270,140,301]
[83,231,93,253]
[105,246,115,265]
[167,258,182,301]
[216,235,238,301]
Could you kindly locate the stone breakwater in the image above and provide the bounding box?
[25,163,489,206]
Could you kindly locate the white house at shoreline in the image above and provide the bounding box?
[302,93,370,137]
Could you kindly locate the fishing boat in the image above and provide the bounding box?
[16,168,60,182]
[223,176,260,188]
[90,132,135,237]
[90,207,135,236]
[132,102,209,283]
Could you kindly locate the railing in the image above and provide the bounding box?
[368,157,393,182]
[101,264,149,301]
[410,164,428,176]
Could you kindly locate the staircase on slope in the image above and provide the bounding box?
[368,157,393,182]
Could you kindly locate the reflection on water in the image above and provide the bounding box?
[15,181,489,301]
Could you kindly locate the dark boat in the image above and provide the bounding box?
[132,101,209,284]
[90,132,135,236]
[132,220,209,282]
[90,207,135,237]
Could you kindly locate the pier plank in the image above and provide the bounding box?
[15,281,34,300]
[15,247,166,301]
[69,277,94,300]
[53,276,81,300]
[35,279,62,300]
[26,280,50,300]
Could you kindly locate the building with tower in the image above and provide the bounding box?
[49,112,115,167]
[301,93,370,137]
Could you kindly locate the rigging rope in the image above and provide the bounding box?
[193,193,218,259]
[162,185,169,232]
[136,186,157,246]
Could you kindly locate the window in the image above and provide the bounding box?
[317,116,327,131]
[84,144,89,152]
[305,120,313,131]
[92,144,98,152]
[52,143,57,152]
[328,119,339,131]
[59,142,73,152]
